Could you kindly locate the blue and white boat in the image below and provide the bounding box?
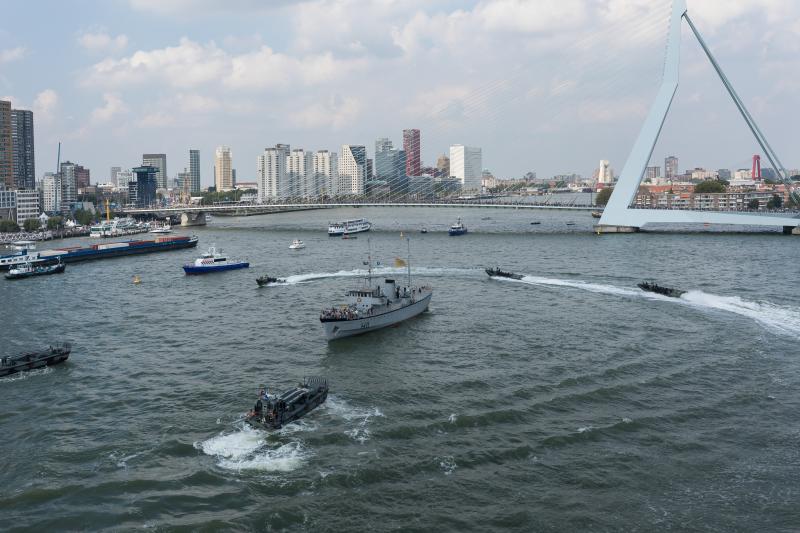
[183,245,249,275]
[448,217,468,236]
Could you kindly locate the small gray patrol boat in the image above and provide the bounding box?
[1,343,71,377]
[246,378,329,430]
[319,238,432,340]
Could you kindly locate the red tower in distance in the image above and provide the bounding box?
[752,154,761,180]
[403,129,421,177]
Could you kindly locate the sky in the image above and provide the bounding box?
[1,0,799,187]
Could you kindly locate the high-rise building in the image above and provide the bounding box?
[189,149,201,193]
[287,149,315,198]
[0,100,11,188]
[449,145,482,191]
[374,137,407,195]
[339,145,367,196]
[314,150,337,197]
[596,160,613,184]
[116,169,133,190]
[645,166,661,181]
[130,166,158,207]
[214,146,233,191]
[11,109,34,190]
[257,145,289,200]
[59,161,78,213]
[74,164,90,190]
[110,166,121,186]
[15,189,40,225]
[436,154,450,178]
[403,129,421,177]
[177,168,191,199]
[665,156,678,180]
[142,153,167,189]
[41,172,61,213]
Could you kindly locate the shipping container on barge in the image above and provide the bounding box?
[0,235,198,270]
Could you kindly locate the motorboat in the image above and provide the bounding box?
[485,267,523,280]
[256,275,286,286]
[420,228,428,234]
[246,378,329,430]
[591,211,602,219]
[0,343,71,377]
[149,224,172,234]
[637,281,686,298]
[289,239,305,250]
[5,260,65,280]
[448,217,468,236]
[183,246,249,274]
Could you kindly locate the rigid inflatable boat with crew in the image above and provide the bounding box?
[246,378,329,430]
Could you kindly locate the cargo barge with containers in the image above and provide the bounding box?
[0,235,198,270]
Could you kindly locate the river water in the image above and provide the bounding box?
[2,207,799,531]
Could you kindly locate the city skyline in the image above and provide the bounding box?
[1,1,798,186]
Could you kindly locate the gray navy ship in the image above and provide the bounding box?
[320,239,432,340]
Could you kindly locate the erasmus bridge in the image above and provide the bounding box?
[122,0,799,232]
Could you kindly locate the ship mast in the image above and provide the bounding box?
[406,236,411,287]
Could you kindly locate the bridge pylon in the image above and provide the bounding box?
[598,0,799,232]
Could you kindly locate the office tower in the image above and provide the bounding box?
[130,166,158,207]
[665,156,678,180]
[11,109,34,189]
[645,166,661,181]
[142,153,167,189]
[403,129,421,177]
[74,164,90,189]
[375,137,407,194]
[214,146,233,191]
[116,169,133,190]
[42,172,61,213]
[110,166,121,186]
[257,145,288,200]
[449,145,482,191]
[0,100,11,188]
[596,160,613,184]
[314,150,337,197]
[436,154,450,178]
[59,161,77,212]
[287,149,315,198]
[189,149,201,193]
[339,145,366,196]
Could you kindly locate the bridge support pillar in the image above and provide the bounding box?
[594,224,640,234]
[180,212,207,227]
[782,226,800,235]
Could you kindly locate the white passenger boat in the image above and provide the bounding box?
[289,239,305,250]
[328,218,371,236]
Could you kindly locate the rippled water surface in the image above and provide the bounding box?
[2,208,799,531]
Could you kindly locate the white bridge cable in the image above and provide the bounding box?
[364,2,674,206]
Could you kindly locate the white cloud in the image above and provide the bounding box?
[0,47,26,63]
[128,0,288,16]
[78,32,129,53]
[84,38,363,91]
[33,89,59,121]
[91,93,126,122]
[292,94,361,130]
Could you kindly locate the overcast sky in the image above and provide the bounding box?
[1,0,798,186]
